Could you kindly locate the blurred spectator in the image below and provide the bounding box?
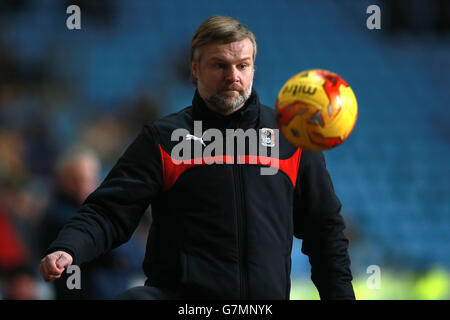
[78,116,129,172]
[22,118,58,178]
[0,208,29,271]
[0,130,29,185]
[40,145,145,299]
[0,201,38,300]
[0,128,41,300]
[1,270,37,300]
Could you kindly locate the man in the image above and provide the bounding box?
[40,147,144,299]
[40,16,355,300]
[40,147,98,299]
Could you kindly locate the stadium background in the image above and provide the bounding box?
[0,0,448,299]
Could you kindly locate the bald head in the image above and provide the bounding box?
[55,147,100,204]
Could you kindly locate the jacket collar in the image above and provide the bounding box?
[192,89,261,130]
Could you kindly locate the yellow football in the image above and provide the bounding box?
[276,69,358,151]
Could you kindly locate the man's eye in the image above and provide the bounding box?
[238,64,247,70]
[215,63,225,69]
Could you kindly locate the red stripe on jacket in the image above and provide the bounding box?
[159,145,302,191]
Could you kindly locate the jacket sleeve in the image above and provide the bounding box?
[293,149,355,300]
[46,124,163,265]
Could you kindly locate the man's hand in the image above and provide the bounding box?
[39,251,73,282]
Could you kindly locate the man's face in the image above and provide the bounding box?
[192,38,255,115]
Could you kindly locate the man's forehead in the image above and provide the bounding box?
[201,39,254,62]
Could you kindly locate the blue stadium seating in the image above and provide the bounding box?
[4,0,448,274]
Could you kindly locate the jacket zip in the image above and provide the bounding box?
[233,136,248,299]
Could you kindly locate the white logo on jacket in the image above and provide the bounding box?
[171,121,279,175]
[261,128,275,147]
[186,134,206,146]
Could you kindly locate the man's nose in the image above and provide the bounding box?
[224,66,240,82]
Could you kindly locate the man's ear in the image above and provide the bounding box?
[191,61,198,79]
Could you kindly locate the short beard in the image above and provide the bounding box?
[206,86,252,115]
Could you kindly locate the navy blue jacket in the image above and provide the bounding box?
[47,90,355,300]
